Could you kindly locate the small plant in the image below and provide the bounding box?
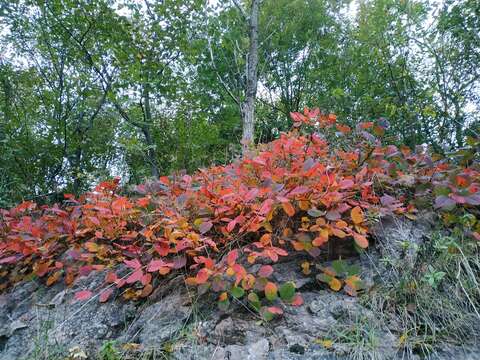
[99,341,120,360]
[422,266,446,288]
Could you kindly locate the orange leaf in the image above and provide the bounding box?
[264,282,278,300]
[335,220,348,229]
[351,206,364,224]
[312,235,328,247]
[298,200,310,211]
[219,292,228,301]
[140,284,153,298]
[46,271,62,286]
[282,202,295,217]
[185,277,197,286]
[353,232,369,248]
[260,233,272,245]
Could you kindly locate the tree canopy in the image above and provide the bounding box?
[0,0,479,206]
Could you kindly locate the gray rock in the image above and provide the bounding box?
[0,214,478,360]
[371,212,435,269]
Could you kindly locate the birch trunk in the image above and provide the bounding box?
[241,0,260,155]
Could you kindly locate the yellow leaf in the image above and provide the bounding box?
[329,277,342,291]
[122,343,141,351]
[315,339,333,348]
[351,206,364,224]
[84,242,99,253]
[169,230,184,241]
[331,228,347,238]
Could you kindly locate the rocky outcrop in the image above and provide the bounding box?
[0,214,477,360]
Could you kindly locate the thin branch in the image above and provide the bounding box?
[207,37,240,105]
[231,0,247,20]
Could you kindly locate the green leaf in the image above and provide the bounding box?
[317,273,332,284]
[260,306,274,322]
[230,286,245,299]
[247,292,261,311]
[279,281,296,302]
[307,208,323,217]
[347,264,361,276]
[332,260,346,275]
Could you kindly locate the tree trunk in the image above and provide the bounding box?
[241,0,260,155]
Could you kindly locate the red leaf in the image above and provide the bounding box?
[226,219,237,233]
[79,265,93,277]
[0,256,18,264]
[141,273,152,286]
[154,242,170,256]
[74,290,93,301]
[137,197,150,207]
[289,186,309,197]
[267,306,283,315]
[124,258,142,270]
[258,265,274,278]
[272,247,288,256]
[126,269,143,284]
[196,268,210,284]
[99,288,114,303]
[226,249,238,266]
[339,179,354,189]
[290,294,304,306]
[259,199,274,215]
[147,259,171,272]
[105,272,118,284]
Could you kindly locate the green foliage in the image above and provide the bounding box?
[0,0,479,208]
[98,341,121,360]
